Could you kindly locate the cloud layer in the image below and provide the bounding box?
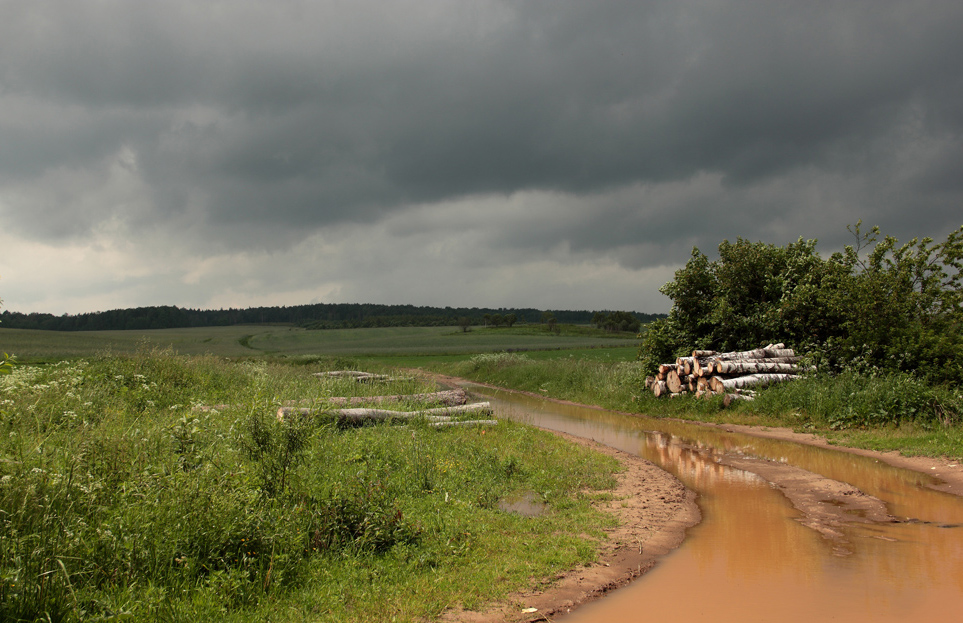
[2,1,962,314]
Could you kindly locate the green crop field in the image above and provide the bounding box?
[0,324,638,362]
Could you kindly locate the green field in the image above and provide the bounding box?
[0,351,619,622]
[0,324,638,362]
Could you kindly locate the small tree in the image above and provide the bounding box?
[505,313,517,328]
[457,316,472,333]
[592,312,606,329]
[0,285,13,375]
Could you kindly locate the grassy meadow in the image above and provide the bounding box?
[0,347,620,622]
[4,321,962,622]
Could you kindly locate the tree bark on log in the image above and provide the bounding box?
[429,419,498,428]
[313,370,395,383]
[709,373,797,393]
[278,402,492,422]
[652,380,668,398]
[723,393,755,407]
[282,389,468,408]
[712,361,805,375]
[710,347,796,361]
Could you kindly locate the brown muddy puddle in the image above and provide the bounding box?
[468,385,963,622]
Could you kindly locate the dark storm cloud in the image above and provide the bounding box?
[1,0,963,314]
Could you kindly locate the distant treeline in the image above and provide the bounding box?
[0,304,665,332]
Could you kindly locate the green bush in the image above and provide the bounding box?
[640,223,963,385]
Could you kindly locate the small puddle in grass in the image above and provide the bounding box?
[465,384,963,623]
[497,491,547,517]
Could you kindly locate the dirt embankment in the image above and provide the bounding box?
[440,433,700,623]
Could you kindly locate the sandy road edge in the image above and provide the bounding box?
[438,433,700,623]
[416,372,963,621]
[412,372,701,622]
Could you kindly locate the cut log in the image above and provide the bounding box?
[282,389,468,408]
[692,350,718,358]
[429,419,498,428]
[644,376,656,390]
[713,361,806,375]
[723,393,755,407]
[711,347,796,361]
[651,380,668,398]
[313,370,394,383]
[710,374,797,393]
[666,369,689,393]
[715,356,802,366]
[278,402,492,422]
[676,357,696,376]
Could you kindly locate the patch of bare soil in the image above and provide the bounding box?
[439,434,700,623]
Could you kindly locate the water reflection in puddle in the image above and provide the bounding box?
[497,491,546,517]
[468,385,963,622]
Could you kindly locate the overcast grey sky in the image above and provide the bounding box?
[1,0,961,315]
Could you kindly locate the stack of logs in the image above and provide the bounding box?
[645,343,808,406]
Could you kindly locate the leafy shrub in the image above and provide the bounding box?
[640,223,963,386]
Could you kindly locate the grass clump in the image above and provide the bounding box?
[0,349,619,622]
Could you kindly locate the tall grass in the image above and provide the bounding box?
[749,371,963,429]
[452,352,644,410]
[0,349,618,622]
[437,352,963,459]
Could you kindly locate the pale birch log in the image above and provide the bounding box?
[669,391,689,398]
[279,402,492,422]
[723,393,755,408]
[714,356,802,367]
[711,347,796,360]
[429,420,498,428]
[709,374,797,393]
[692,350,718,358]
[315,370,374,378]
[644,376,656,390]
[282,389,468,408]
[652,380,668,398]
[713,361,805,375]
[676,357,696,376]
[692,358,716,377]
[313,370,394,383]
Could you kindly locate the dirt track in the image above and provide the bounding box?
[424,373,963,622]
